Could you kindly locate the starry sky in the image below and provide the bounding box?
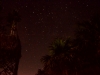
[1,0,100,75]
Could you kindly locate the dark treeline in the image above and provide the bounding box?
[35,15,100,75]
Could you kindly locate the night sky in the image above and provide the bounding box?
[1,0,100,75]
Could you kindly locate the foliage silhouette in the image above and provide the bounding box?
[41,38,74,75]
[0,9,21,75]
[36,14,100,75]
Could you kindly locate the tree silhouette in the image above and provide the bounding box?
[41,38,75,75]
[0,10,21,75]
[70,14,100,75]
[37,14,100,75]
[75,15,100,66]
[35,69,46,75]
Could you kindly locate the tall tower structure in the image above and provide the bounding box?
[0,20,21,75]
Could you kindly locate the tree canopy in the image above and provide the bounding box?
[36,15,100,75]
